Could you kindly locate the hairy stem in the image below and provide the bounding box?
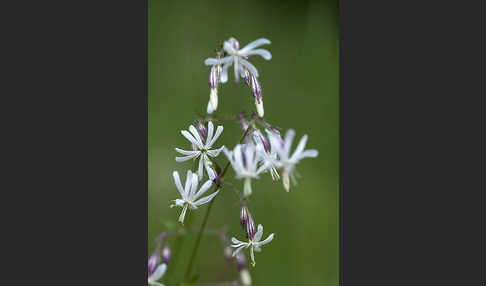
[184,122,252,280]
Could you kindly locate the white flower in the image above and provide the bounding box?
[204,37,272,84]
[267,129,318,191]
[253,129,280,180]
[223,143,268,197]
[231,224,275,267]
[170,170,219,224]
[148,263,167,286]
[176,121,224,180]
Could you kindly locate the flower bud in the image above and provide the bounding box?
[250,75,263,117]
[240,203,249,229]
[208,66,219,112]
[224,246,233,261]
[194,119,207,140]
[162,244,170,265]
[243,69,251,86]
[240,268,252,286]
[238,113,249,132]
[253,130,270,152]
[148,250,160,276]
[245,212,256,240]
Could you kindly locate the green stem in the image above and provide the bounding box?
[184,122,252,280]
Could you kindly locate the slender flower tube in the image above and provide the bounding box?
[240,202,249,229]
[207,66,220,113]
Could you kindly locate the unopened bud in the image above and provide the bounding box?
[250,75,263,117]
[208,66,219,112]
[240,203,249,229]
[246,212,256,240]
[148,250,160,276]
[240,268,252,286]
[243,69,251,86]
[238,113,249,132]
[162,244,170,264]
[194,119,207,138]
[253,130,270,152]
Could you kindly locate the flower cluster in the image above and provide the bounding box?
[149,36,319,285]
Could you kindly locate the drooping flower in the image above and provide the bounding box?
[223,143,268,197]
[204,37,272,84]
[176,121,224,181]
[267,129,318,191]
[170,170,219,224]
[231,224,275,267]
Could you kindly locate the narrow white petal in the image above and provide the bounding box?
[175,154,198,162]
[239,59,259,77]
[198,156,204,181]
[205,162,216,180]
[254,224,263,242]
[172,171,185,199]
[232,245,246,257]
[150,263,167,281]
[234,57,240,83]
[175,148,198,156]
[239,38,271,54]
[192,180,213,200]
[296,149,318,160]
[178,205,188,224]
[204,56,231,66]
[207,145,225,157]
[190,173,199,199]
[184,170,193,195]
[245,48,272,60]
[206,121,214,146]
[231,237,245,244]
[220,58,233,83]
[284,129,296,157]
[181,130,201,149]
[290,135,308,161]
[189,125,204,147]
[208,125,224,148]
[193,190,219,206]
[258,233,274,246]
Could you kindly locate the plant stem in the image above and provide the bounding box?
[184,123,252,280]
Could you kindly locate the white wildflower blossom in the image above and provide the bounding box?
[170,170,219,224]
[176,121,224,180]
[204,37,272,84]
[253,129,280,180]
[148,263,167,286]
[231,224,275,267]
[267,129,318,191]
[223,143,268,197]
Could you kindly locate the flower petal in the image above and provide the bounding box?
[258,233,274,246]
[208,125,224,148]
[231,237,245,245]
[245,48,272,60]
[239,59,259,77]
[206,121,214,146]
[232,245,246,257]
[175,154,198,162]
[181,130,201,149]
[254,224,263,242]
[193,190,219,206]
[284,129,295,157]
[189,125,204,147]
[152,263,167,281]
[175,148,199,156]
[290,135,308,162]
[220,58,233,83]
[234,57,240,83]
[192,180,213,201]
[204,56,232,66]
[172,171,185,199]
[184,170,193,195]
[239,38,271,54]
[207,145,224,157]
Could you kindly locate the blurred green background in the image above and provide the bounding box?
[148,0,338,285]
